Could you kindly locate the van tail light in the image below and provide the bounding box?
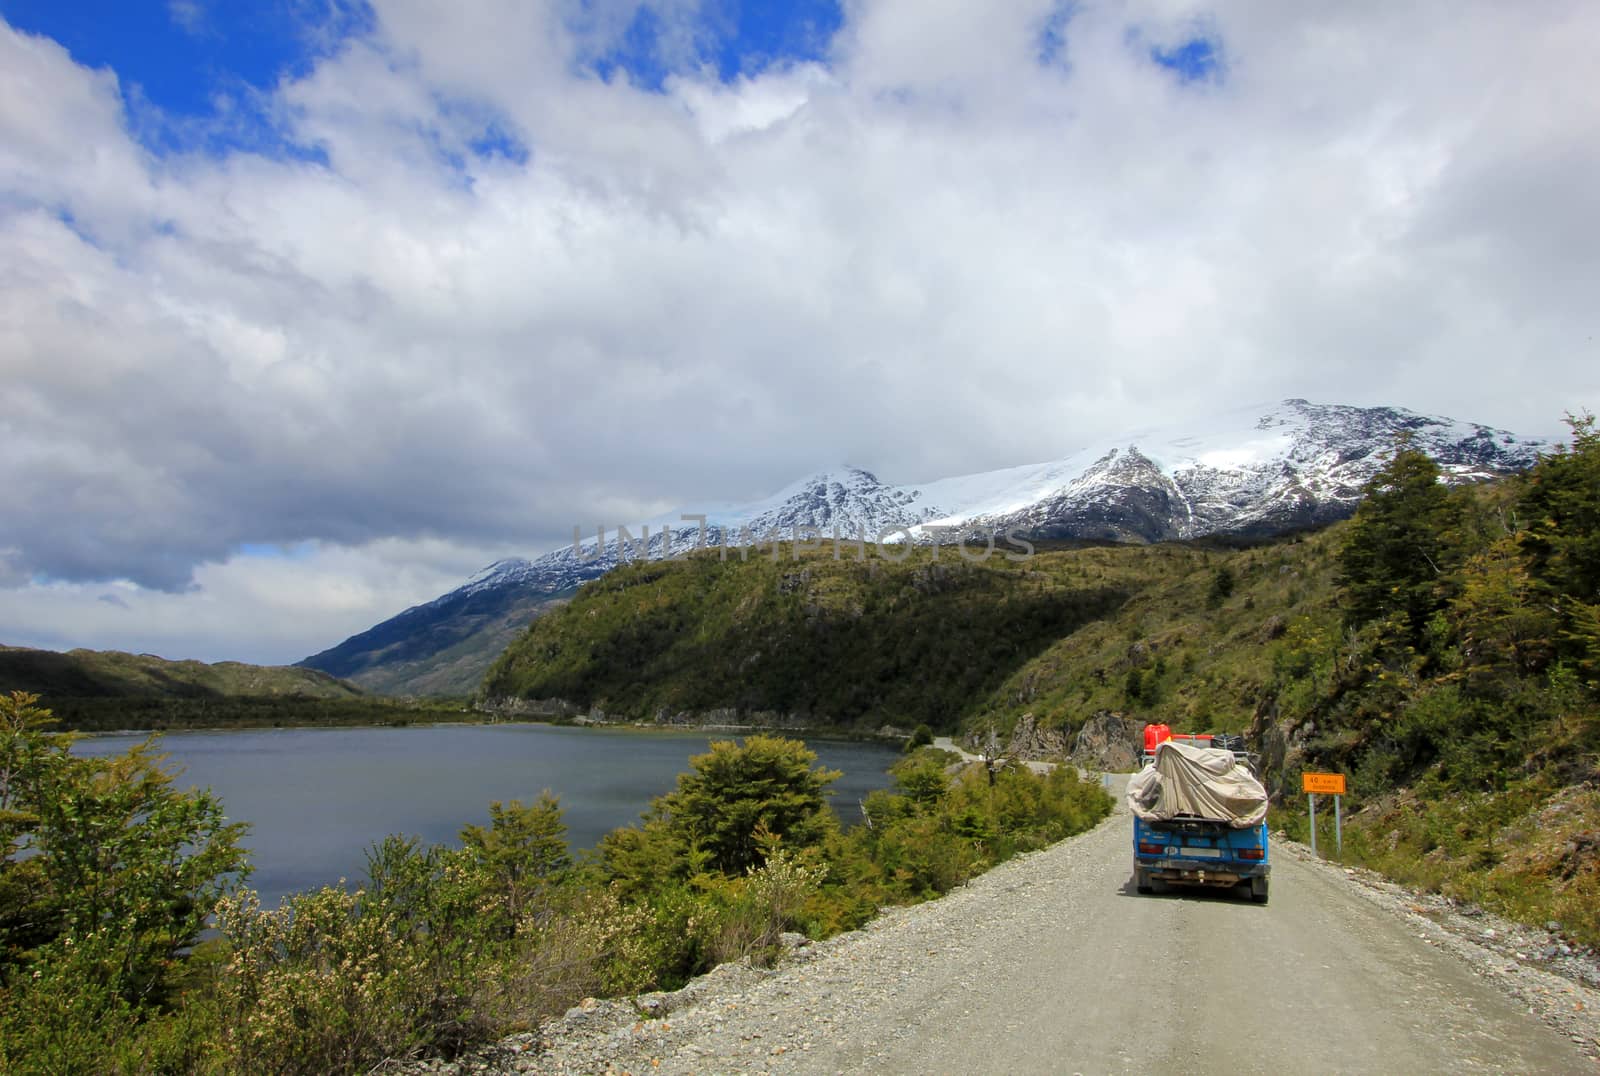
[1239,848,1265,861]
[1138,842,1164,855]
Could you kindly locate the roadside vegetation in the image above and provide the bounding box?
[1274,417,1600,946]
[0,701,1110,1074]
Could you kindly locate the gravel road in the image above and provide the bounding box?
[429,777,1599,1075]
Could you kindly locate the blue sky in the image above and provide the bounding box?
[0,0,852,154]
[0,2,1595,662]
[0,2,324,115]
[590,0,844,89]
[0,1,346,155]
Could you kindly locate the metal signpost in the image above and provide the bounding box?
[1302,772,1347,857]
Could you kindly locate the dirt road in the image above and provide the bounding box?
[500,778,1598,1075]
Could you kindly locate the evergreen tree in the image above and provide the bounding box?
[1207,565,1235,608]
[1446,534,1555,685]
[905,723,934,752]
[1,688,248,1018]
[1336,440,1463,644]
[459,794,570,923]
[1123,667,1144,708]
[1521,414,1600,609]
[657,736,840,875]
[1567,599,1600,692]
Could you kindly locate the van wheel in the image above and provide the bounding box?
[1250,877,1270,905]
[1136,869,1153,895]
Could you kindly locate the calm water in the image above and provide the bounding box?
[75,724,900,909]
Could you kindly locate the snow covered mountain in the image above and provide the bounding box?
[300,400,1551,693]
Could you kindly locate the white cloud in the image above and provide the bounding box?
[0,538,511,665]
[168,1,207,36]
[1,1,1598,660]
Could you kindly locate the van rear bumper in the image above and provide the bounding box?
[1137,857,1269,887]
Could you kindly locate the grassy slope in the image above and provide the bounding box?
[481,533,1346,740]
[966,529,1346,741]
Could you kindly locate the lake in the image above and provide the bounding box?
[75,724,902,910]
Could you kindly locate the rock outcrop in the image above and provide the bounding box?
[1069,711,1144,772]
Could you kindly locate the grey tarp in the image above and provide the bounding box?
[1126,739,1268,829]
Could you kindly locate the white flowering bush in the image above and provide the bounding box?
[699,847,827,967]
[214,886,443,1074]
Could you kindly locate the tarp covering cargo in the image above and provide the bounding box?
[1126,740,1268,829]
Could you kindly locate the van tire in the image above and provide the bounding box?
[1135,868,1153,895]
[1250,876,1270,904]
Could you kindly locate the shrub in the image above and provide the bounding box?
[654,736,841,875]
[459,794,570,929]
[214,886,447,1074]
[695,849,828,967]
[0,691,248,1072]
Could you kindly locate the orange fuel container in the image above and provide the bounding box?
[1143,723,1172,756]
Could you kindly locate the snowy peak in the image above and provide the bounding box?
[301,400,1555,692]
[946,399,1549,542]
[442,557,537,603]
[492,399,1550,592]
[576,400,1548,562]
[718,466,936,537]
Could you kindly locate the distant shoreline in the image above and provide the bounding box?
[74,713,907,746]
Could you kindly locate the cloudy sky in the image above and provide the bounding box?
[1,1,1596,666]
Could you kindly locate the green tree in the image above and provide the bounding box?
[889,751,949,808]
[1567,599,1600,692]
[459,794,570,925]
[657,736,840,875]
[1446,534,1556,686]
[1123,667,1144,707]
[1520,414,1600,629]
[904,723,934,752]
[0,692,249,1067]
[1207,565,1235,608]
[1336,441,1463,644]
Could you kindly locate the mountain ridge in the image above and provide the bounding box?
[300,399,1552,694]
[0,643,364,701]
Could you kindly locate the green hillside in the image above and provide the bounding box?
[0,645,472,730]
[480,542,1145,728]
[0,645,363,700]
[963,530,1343,744]
[479,532,1335,742]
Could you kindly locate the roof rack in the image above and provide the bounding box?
[1140,729,1255,770]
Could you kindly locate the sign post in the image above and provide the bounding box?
[1302,772,1347,858]
[1308,793,1317,857]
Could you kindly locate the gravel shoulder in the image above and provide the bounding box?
[419,779,1600,1075]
